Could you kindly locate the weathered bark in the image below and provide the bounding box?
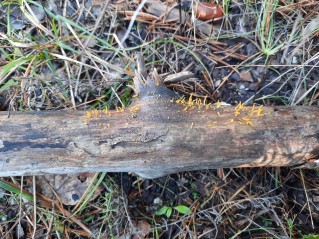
[0,56,319,178]
[0,103,319,178]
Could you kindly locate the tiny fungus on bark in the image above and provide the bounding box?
[181,1,224,22]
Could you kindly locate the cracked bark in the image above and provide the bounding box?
[0,55,319,178]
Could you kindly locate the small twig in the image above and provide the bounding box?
[120,0,149,44]
[299,169,314,229]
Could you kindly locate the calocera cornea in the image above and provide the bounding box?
[83,54,270,130]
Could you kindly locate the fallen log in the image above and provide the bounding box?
[0,56,319,178]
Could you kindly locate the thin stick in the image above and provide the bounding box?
[120,0,149,44]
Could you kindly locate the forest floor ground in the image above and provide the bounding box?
[0,0,319,238]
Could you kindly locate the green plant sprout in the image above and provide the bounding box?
[155,204,191,218]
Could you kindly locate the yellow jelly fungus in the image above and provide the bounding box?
[235,102,243,111]
[83,97,268,129]
[242,117,253,126]
[257,106,264,116]
[234,111,240,116]
[249,104,255,114]
[250,106,264,117]
[116,106,124,112]
[188,94,194,105]
[130,106,140,112]
[195,98,202,105]
[203,95,208,105]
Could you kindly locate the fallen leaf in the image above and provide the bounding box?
[26,173,102,205]
[131,220,151,239]
[240,70,254,82]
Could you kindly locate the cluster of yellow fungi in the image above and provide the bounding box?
[83,105,141,127]
[83,94,269,128]
[173,94,269,127]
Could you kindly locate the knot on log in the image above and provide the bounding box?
[130,53,179,120]
[133,54,178,101]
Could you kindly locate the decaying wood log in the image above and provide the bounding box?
[0,56,319,178]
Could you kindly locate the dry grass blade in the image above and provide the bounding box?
[0,179,93,237]
[20,1,54,37]
[299,169,314,229]
[118,10,159,21]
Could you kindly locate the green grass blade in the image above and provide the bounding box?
[0,180,34,201]
[0,79,19,93]
[0,56,34,84]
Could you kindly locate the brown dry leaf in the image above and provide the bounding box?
[240,70,254,82]
[131,220,151,239]
[26,173,102,205]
